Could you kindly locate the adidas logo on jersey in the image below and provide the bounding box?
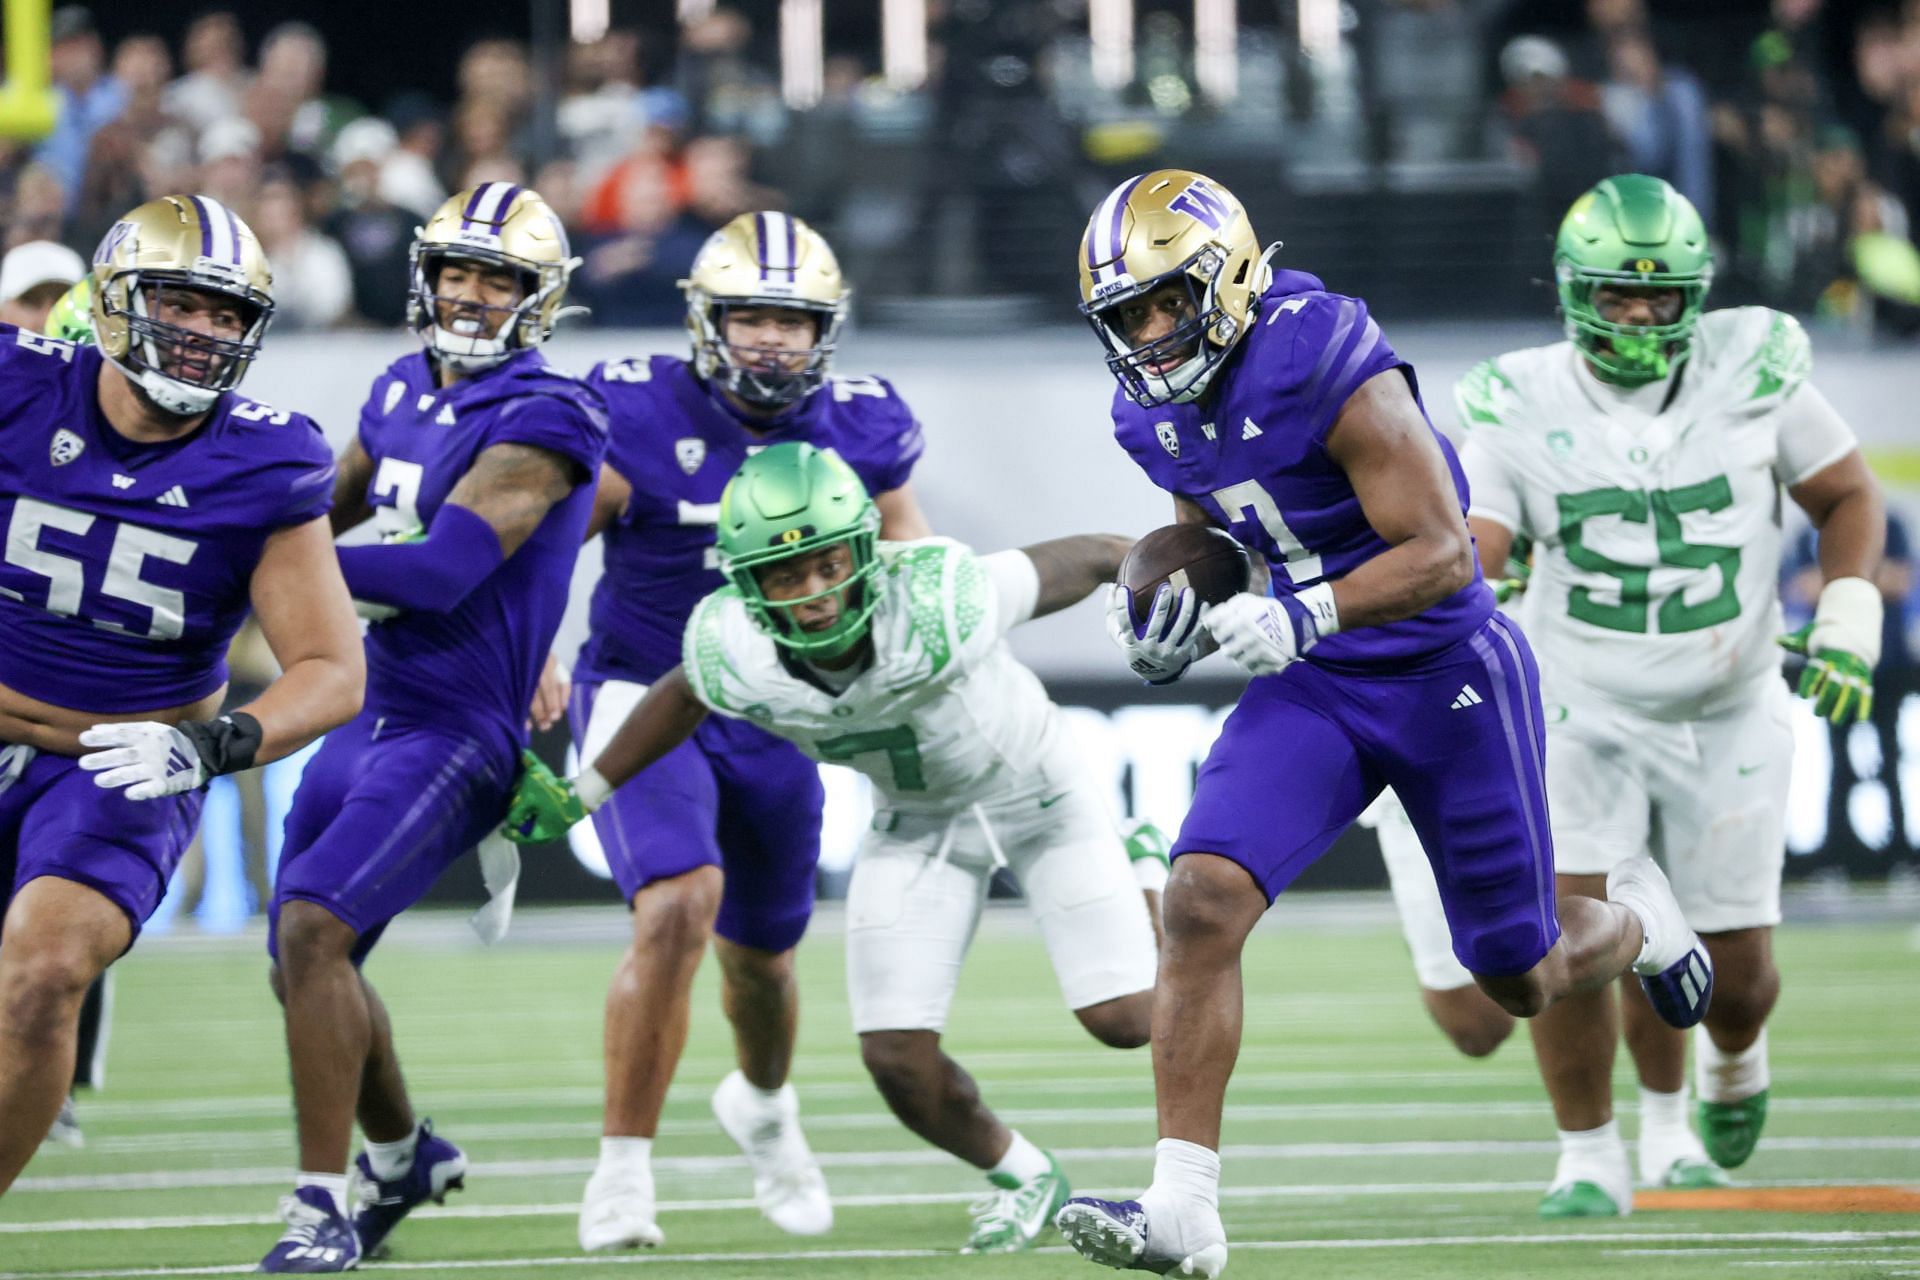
[1241,417,1263,440]
[1450,684,1484,710]
[156,485,190,508]
[437,404,457,425]
[112,474,135,490]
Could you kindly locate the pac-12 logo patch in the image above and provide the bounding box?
[675,438,706,475]
[49,428,84,466]
[1155,421,1180,458]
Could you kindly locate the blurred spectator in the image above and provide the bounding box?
[1495,35,1620,246]
[6,163,69,251]
[325,119,414,327]
[249,170,352,330]
[1601,30,1713,217]
[676,7,784,145]
[197,118,263,214]
[39,7,127,213]
[682,135,774,230]
[260,22,353,160]
[0,240,86,331]
[447,100,523,194]
[164,11,250,134]
[75,35,182,247]
[378,94,449,220]
[1786,511,1915,865]
[571,151,707,327]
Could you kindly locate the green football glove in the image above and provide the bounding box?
[504,749,590,843]
[1491,576,1526,605]
[1778,623,1875,724]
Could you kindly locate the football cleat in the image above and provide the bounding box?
[711,1070,833,1236]
[350,1120,467,1258]
[1539,1139,1631,1219]
[1538,1180,1627,1218]
[1638,1125,1730,1189]
[41,1096,83,1149]
[258,1186,362,1273]
[578,1161,665,1251]
[1698,1090,1769,1169]
[962,1153,1070,1254]
[1055,1196,1228,1276]
[1607,855,1714,1028]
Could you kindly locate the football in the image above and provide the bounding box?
[1119,523,1253,621]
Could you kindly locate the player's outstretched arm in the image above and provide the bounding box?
[1017,533,1133,619]
[336,442,580,613]
[1783,447,1888,722]
[79,517,366,801]
[1322,369,1478,628]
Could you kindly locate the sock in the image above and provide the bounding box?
[990,1130,1051,1184]
[599,1136,653,1173]
[1147,1137,1221,1209]
[1557,1118,1624,1168]
[295,1172,350,1217]
[1637,1085,1689,1139]
[1695,1026,1769,1102]
[363,1126,420,1182]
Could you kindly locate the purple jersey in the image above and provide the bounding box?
[0,329,333,712]
[356,349,608,756]
[1112,271,1493,668]
[576,356,924,684]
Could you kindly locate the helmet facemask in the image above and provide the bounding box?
[1557,261,1711,386]
[99,271,273,416]
[1085,243,1245,408]
[689,292,845,412]
[725,521,882,661]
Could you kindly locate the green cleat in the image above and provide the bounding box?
[1699,1090,1768,1169]
[1539,1180,1626,1218]
[1654,1156,1732,1189]
[961,1155,1070,1255]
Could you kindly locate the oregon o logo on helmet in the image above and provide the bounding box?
[781,528,804,544]
[1634,258,1657,273]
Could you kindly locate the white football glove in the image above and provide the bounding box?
[1106,582,1202,685]
[78,722,208,800]
[1203,585,1340,677]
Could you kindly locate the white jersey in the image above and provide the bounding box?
[682,537,1059,811]
[1457,307,1856,721]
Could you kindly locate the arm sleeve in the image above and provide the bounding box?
[335,502,506,612]
[1459,434,1525,533]
[1772,383,1858,488]
[980,549,1040,637]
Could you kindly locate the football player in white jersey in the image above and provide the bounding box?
[1453,174,1887,1216]
[507,442,1162,1255]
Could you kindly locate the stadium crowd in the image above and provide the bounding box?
[4,3,1920,333]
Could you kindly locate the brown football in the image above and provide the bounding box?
[1119,524,1253,622]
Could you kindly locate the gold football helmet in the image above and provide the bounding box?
[681,211,848,411]
[90,194,275,416]
[1077,169,1273,406]
[408,182,578,372]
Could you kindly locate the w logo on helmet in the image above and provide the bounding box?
[1168,179,1231,231]
[94,220,136,266]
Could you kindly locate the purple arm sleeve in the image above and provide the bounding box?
[336,503,506,613]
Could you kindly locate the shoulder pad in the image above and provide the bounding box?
[683,586,752,714]
[1454,358,1523,432]
[885,538,992,677]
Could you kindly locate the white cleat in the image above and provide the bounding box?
[1055,1193,1228,1276]
[711,1069,833,1236]
[1608,854,1714,1028]
[578,1162,665,1252]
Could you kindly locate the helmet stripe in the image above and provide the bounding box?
[1087,173,1145,282]
[465,182,520,230]
[216,197,243,265]
[190,195,219,262]
[759,211,795,279]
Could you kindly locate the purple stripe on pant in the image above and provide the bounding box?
[1172,612,1561,977]
[569,679,822,954]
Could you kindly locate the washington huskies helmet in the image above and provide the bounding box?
[716,442,881,661]
[1556,174,1713,385]
[682,212,849,411]
[408,182,578,372]
[1078,169,1274,407]
[90,195,274,416]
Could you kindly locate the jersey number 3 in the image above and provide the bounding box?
[1,498,198,639]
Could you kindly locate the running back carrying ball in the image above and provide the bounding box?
[1119,524,1252,619]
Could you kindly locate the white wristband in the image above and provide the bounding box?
[1295,582,1341,637]
[1810,576,1882,668]
[575,766,613,813]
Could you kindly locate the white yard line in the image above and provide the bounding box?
[5,1230,1920,1279]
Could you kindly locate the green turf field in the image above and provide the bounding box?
[3,904,1916,1279]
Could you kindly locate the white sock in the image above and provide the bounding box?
[294,1172,350,1217]
[1146,1137,1221,1209]
[990,1130,1051,1184]
[1557,1118,1623,1162]
[599,1136,653,1173]
[363,1126,419,1182]
[1695,1026,1769,1102]
[1637,1085,1688,1139]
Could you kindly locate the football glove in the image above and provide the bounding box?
[1105,582,1202,685]
[78,713,262,801]
[504,750,591,843]
[1202,584,1339,677]
[1779,576,1882,725]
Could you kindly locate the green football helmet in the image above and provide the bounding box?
[1555,174,1712,385]
[45,277,95,344]
[716,441,882,661]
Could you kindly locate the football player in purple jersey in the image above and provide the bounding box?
[1051,171,1715,1277]
[0,195,363,1197]
[257,183,610,1273]
[564,212,929,1250]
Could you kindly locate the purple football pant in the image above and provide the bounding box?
[570,680,822,953]
[0,744,203,944]
[271,711,515,965]
[1175,612,1559,977]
